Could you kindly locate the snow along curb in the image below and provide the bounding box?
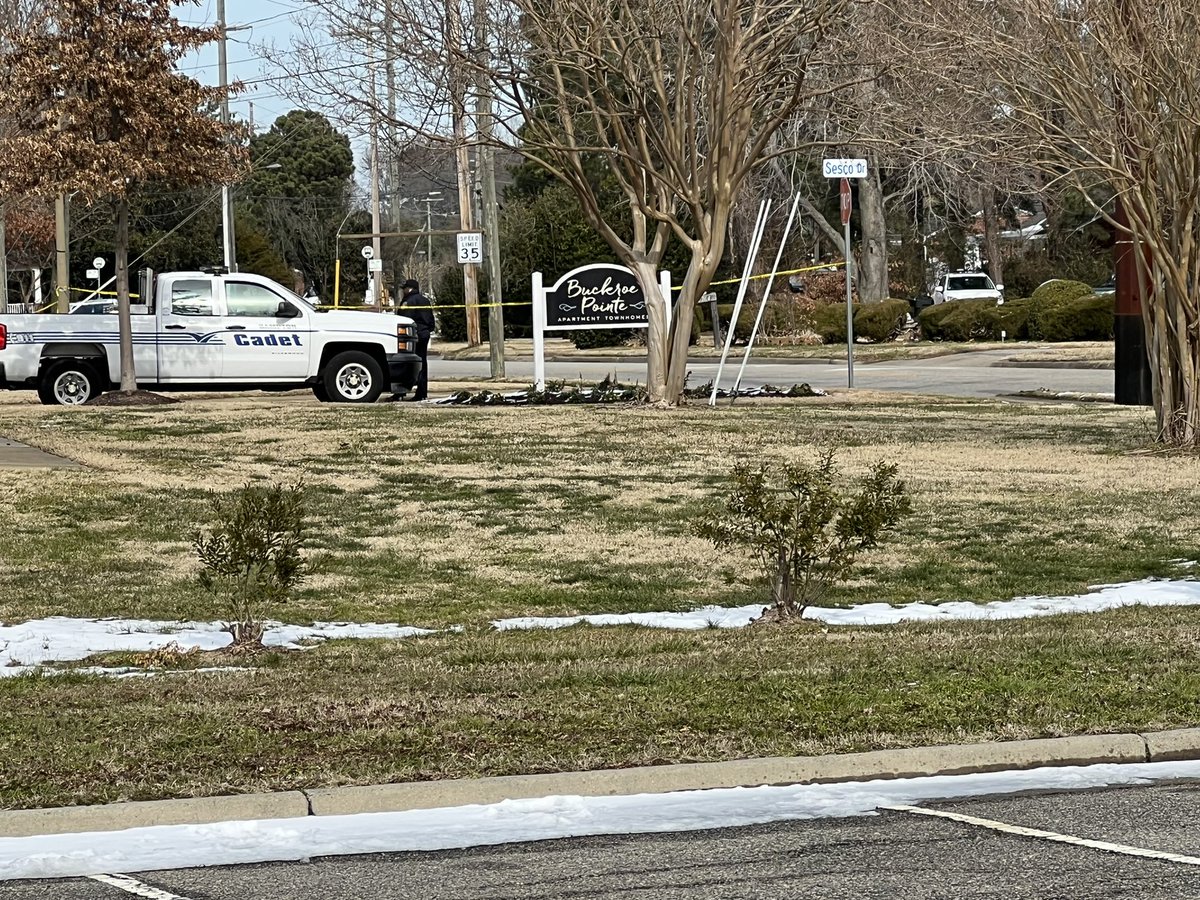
[3,728,1198,838]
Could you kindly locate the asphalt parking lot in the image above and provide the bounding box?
[4,781,1197,900]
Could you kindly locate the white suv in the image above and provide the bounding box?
[933,273,1004,304]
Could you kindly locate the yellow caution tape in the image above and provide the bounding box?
[328,262,845,312]
[69,286,141,299]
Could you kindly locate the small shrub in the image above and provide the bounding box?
[694,452,911,621]
[853,299,910,343]
[193,482,307,646]
[1031,279,1093,304]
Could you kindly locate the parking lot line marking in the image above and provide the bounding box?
[89,873,193,899]
[885,804,1200,866]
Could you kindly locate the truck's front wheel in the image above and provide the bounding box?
[38,359,102,406]
[322,351,384,403]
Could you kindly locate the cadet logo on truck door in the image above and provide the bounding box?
[232,334,304,347]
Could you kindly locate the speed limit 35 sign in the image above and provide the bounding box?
[456,232,483,264]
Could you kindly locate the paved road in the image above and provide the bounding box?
[433,350,1114,400]
[5,781,1197,899]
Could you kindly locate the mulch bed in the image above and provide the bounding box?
[86,391,180,407]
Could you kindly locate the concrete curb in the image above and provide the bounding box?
[0,791,309,838]
[3,729,1197,838]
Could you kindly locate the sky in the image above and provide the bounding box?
[5,760,1200,880]
[175,0,310,136]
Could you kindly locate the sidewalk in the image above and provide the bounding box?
[0,437,78,469]
[3,728,1196,838]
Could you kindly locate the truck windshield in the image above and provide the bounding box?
[947,276,993,291]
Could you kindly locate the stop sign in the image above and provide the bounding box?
[840,178,852,225]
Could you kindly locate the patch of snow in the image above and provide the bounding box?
[3,759,1200,880]
[0,618,432,678]
[492,578,1200,632]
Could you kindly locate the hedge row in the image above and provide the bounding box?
[918,294,1114,342]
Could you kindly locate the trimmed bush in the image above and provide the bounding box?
[1031,279,1093,304]
[1029,294,1113,341]
[570,328,636,349]
[813,302,854,343]
[919,294,1111,342]
[854,299,910,343]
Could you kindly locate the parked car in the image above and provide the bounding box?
[933,273,1004,304]
[68,300,117,315]
[70,300,152,315]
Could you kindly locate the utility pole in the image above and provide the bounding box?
[448,3,480,345]
[369,46,384,310]
[0,207,7,311]
[425,196,436,291]
[217,0,236,272]
[55,193,70,312]
[475,0,504,376]
[384,0,398,234]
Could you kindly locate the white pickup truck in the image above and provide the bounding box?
[0,270,423,405]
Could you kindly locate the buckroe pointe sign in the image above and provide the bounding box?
[544,264,648,328]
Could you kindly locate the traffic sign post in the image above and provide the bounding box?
[360,246,376,305]
[456,232,483,265]
[825,158,865,388]
[90,257,106,302]
[841,177,854,388]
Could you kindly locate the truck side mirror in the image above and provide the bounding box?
[276,301,300,319]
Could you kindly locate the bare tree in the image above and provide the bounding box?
[274,0,853,405]
[495,0,863,403]
[0,0,241,394]
[893,0,1200,446]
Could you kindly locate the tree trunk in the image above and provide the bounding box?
[979,183,1004,289]
[857,164,888,303]
[797,194,856,285]
[115,196,137,393]
[631,258,669,402]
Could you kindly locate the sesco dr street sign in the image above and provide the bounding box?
[822,158,868,179]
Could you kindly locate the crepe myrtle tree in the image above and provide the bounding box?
[494,0,863,404]
[271,0,857,405]
[890,0,1200,447]
[0,0,242,395]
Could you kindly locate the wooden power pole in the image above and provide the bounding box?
[448,3,480,345]
[475,0,504,376]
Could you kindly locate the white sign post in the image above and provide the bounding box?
[456,232,483,265]
[824,159,868,387]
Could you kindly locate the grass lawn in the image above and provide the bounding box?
[0,389,1196,808]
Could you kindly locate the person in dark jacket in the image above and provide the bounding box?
[395,278,434,401]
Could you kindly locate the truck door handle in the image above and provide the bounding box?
[225,325,246,331]
[164,324,186,330]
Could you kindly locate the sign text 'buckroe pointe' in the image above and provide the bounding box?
[545,264,649,328]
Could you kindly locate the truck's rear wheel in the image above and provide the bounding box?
[322,351,383,403]
[38,359,102,406]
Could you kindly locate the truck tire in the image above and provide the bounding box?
[38,359,102,406]
[312,381,330,402]
[322,350,384,403]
